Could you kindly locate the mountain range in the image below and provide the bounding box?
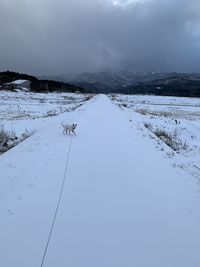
[39,71,200,96]
[39,71,174,92]
[1,70,200,97]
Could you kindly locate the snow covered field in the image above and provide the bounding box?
[0,91,90,121]
[0,91,92,147]
[1,93,200,267]
[110,94,200,181]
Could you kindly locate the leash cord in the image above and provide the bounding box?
[40,136,73,267]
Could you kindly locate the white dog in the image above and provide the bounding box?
[62,123,77,135]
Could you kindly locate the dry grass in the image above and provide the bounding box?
[144,123,188,152]
[136,108,200,121]
[136,108,173,117]
[0,125,33,154]
[154,129,188,151]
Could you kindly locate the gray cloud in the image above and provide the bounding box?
[0,0,200,75]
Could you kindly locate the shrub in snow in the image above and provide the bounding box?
[46,110,58,117]
[154,128,188,152]
[137,108,148,115]
[85,95,93,101]
[0,125,17,153]
[144,123,188,152]
[0,125,33,155]
[144,123,153,130]
[0,127,8,149]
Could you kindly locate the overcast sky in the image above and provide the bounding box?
[0,0,200,75]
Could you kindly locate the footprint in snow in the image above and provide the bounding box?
[8,163,16,168]
[7,210,14,216]
[17,195,22,201]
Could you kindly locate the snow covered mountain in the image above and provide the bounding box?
[39,71,200,96]
[39,71,175,92]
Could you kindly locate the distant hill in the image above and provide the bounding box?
[39,71,174,92]
[121,74,200,97]
[0,71,84,93]
[0,71,38,84]
[40,71,200,97]
[1,70,200,96]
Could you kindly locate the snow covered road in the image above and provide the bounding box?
[1,94,200,267]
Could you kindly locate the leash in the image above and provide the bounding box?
[40,135,73,267]
[39,94,93,266]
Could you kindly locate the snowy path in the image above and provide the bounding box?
[1,95,200,267]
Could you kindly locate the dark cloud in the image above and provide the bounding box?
[0,0,200,75]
